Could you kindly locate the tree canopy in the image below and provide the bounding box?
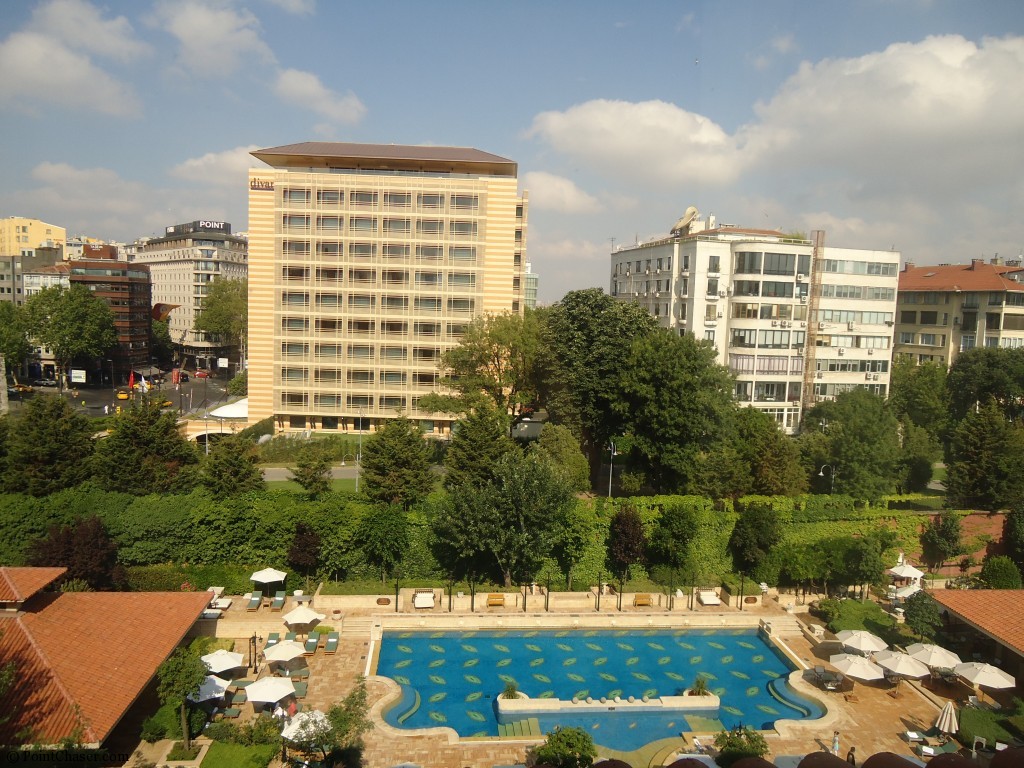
[193,277,247,365]
[290,442,333,499]
[156,647,207,750]
[23,284,117,385]
[353,505,409,582]
[945,400,1024,511]
[442,403,516,491]
[0,395,95,496]
[0,302,31,377]
[199,435,264,498]
[358,417,433,509]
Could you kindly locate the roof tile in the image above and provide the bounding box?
[932,589,1024,657]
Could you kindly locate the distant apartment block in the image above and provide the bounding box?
[894,257,1024,366]
[524,261,539,309]
[0,216,66,257]
[132,221,248,371]
[247,142,527,436]
[610,210,899,432]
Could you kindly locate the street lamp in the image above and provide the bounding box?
[818,464,837,494]
[607,441,616,498]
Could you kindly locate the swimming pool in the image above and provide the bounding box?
[377,628,824,750]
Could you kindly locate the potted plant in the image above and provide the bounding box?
[689,675,709,696]
[501,681,520,700]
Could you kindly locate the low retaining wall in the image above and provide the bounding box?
[496,692,720,716]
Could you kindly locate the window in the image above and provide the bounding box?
[381,269,408,284]
[281,342,308,356]
[347,319,375,334]
[415,297,441,312]
[350,243,376,258]
[730,329,757,348]
[382,321,407,336]
[414,322,441,336]
[707,278,719,295]
[920,333,938,346]
[448,298,474,312]
[449,272,476,288]
[900,311,917,324]
[734,280,760,297]
[705,304,719,320]
[763,252,796,276]
[346,344,372,359]
[733,302,759,319]
[317,344,343,358]
[708,255,721,273]
[349,268,376,283]
[758,330,790,349]
[316,293,341,308]
[450,246,476,262]
[283,215,309,230]
[282,317,308,332]
[418,219,444,236]
[317,190,341,206]
[381,345,407,360]
[284,188,310,205]
[415,271,441,287]
[413,347,439,361]
[350,191,377,206]
[283,266,309,281]
[347,395,372,408]
[418,193,443,209]
[316,267,343,283]
[317,216,342,232]
[382,295,409,311]
[384,218,411,235]
[899,332,916,344]
[417,245,442,260]
[315,369,341,384]
[451,194,479,210]
[385,192,411,208]
[1003,314,1024,331]
[450,221,477,238]
[382,371,406,385]
[761,281,794,298]
[447,323,466,337]
[282,393,308,407]
[348,294,375,309]
[283,240,310,258]
[380,396,405,410]
[318,242,342,258]
[350,217,377,233]
[919,311,938,325]
[729,354,755,373]
[316,395,341,409]
[734,252,762,274]
[414,372,437,386]
[348,370,374,384]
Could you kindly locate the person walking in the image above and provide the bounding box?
[832,731,840,756]
[846,745,856,766]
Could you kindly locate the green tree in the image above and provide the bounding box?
[532,726,597,768]
[903,591,942,640]
[290,442,333,499]
[226,369,248,396]
[429,496,491,599]
[946,401,1024,511]
[442,404,516,491]
[735,408,808,496]
[540,289,657,477]
[605,503,646,585]
[946,347,1024,424]
[150,318,174,366]
[804,388,901,502]
[156,647,207,751]
[199,435,264,498]
[843,533,889,602]
[0,302,31,378]
[712,725,770,768]
[897,418,938,493]
[91,398,200,495]
[288,522,322,584]
[0,395,95,496]
[359,417,433,509]
[193,277,247,370]
[27,515,125,590]
[354,505,409,583]
[888,358,948,441]
[649,500,699,575]
[729,503,783,585]
[921,511,965,572]
[551,503,594,590]
[534,423,591,492]
[24,284,117,389]
[422,310,541,418]
[290,677,372,762]
[616,328,738,493]
[1004,504,1024,574]
[979,555,1022,589]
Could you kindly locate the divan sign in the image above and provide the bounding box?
[250,179,274,191]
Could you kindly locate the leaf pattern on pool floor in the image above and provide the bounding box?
[677,641,696,650]
[498,674,517,684]
[463,659,478,668]
[757,704,780,715]
[524,631,538,637]
[397,645,412,653]
[574,690,590,700]
[720,655,734,664]
[763,669,781,678]
[428,692,446,703]
[526,644,542,652]
[496,659,512,667]
[463,675,481,684]
[631,672,652,682]
[599,672,617,682]
[430,632,443,638]
[555,630,569,637]
[429,644,445,653]
[738,641,756,649]
[461,644,477,653]
[616,642,634,651]
[538,690,555,698]
[532,673,551,683]
[625,657,639,666]
[394,659,412,669]
[464,691,482,702]
[665,672,685,681]
[713,687,727,697]
[466,710,486,722]
[723,705,744,716]
[708,641,726,650]
[398,632,411,638]
[567,673,586,682]
[730,670,751,680]
[493,644,510,653]
[394,675,410,685]
[689,656,702,665]
[429,675,446,685]
[557,643,573,652]
[701,672,717,680]
[428,659,445,668]
[657,656,672,665]
[752,655,764,663]
[746,686,760,697]
[643,688,658,699]
[593,657,607,666]
[585,642,603,651]
[562,658,576,666]
[428,711,447,723]
[647,642,665,651]
[529,658,545,667]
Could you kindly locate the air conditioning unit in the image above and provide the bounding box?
[838,348,845,356]
[799,321,807,328]
[866,373,873,381]
[717,311,724,318]
[816,372,824,379]
[885,319,894,326]
[847,321,855,331]
[868,348,874,355]
[772,320,779,327]
[797,273,805,282]
[633,292,639,297]
[818,322,826,330]
[873,374,880,381]
[645,268,650,274]
[800,296,808,304]
[719,290,727,297]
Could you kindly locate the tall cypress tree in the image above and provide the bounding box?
[443,404,515,491]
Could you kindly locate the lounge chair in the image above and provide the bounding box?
[813,665,826,681]
[221,707,241,719]
[293,681,308,698]
[324,632,339,654]
[270,591,286,611]
[285,632,297,642]
[633,593,653,607]
[291,667,310,681]
[231,690,247,705]
[304,632,320,655]
[487,593,505,608]
[246,591,262,611]
[698,590,721,606]
[413,589,435,609]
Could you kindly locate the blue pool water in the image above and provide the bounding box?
[377,628,824,750]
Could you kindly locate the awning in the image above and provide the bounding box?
[209,398,248,419]
[132,365,163,377]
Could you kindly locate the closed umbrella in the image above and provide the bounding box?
[907,643,961,669]
[201,648,244,676]
[263,640,306,662]
[246,676,295,704]
[188,674,230,702]
[835,629,888,656]
[875,650,930,679]
[281,709,329,742]
[829,653,885,681]
[955,661,1016,690]
[935,701,959,735]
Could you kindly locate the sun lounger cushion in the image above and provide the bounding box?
[413,590,435,609]
[265,633,280,649]
[285,632,297,642]
[324,632,339,654]
[698,590,721,606]
[293,681,308,698]
[487,593,505,607]
[246,591,262,611]
[304,633,320,654]
[291,667,310,680]
[222,707,241,718]
[270,591,286,610]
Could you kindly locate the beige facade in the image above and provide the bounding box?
[0,217,66,257]
[611,213,899,433]
[246,142,527,436]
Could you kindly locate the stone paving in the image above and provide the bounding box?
[184,588,981,768]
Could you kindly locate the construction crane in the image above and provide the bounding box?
[800,230,826,420]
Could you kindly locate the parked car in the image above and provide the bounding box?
[11,383,34,393]
[32,379,57,387]
[194,370,210,379]
[178,372,189,383]
[115,389,130,400]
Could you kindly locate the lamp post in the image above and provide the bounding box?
[607,441,616,498]
[818,464,837,494]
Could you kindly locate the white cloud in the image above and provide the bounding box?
[29,0,149,61]
[526,99,743,186]
[152,0,274,76]
[170,145,262,187]
[0,32,139,115]
[771,35,795,54]
[265,0,316,14]
[522,172,601,214]
[526,235,610,301]
[273,68,366,125]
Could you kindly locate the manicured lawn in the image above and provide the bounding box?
[828,598,917,646]
[202,741,277,768]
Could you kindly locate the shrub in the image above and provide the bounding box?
[712,725,770,767]
[203,721,240,743]
[812,598,842,626]
[690,675,709,696]
[501,681,519,699]
[166,742,201,761]
[140,714,168,743]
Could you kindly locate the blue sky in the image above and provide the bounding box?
[2,0,1023,302]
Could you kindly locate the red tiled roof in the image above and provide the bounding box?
[898,262,1024,293]
[0,590,210,747]
[0,567,66,602]
[932,589,1024,657]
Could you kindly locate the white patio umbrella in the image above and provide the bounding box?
[283,605,326,635]
[281,709,329,742]
[954,661,1016,690]
[888,563,924,580]
[907,643,962,669]
[894,584,921,600]
[935,701,959,736]
[250,567,287,585]
[874,650,930,679]
[187,674,230,702]
[829,653,886,681]
[245,676,295,704]
[835,629,888,656]
[201,648,245,676]
[263,640,307,662]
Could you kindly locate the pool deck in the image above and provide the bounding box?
[197,592,962,768]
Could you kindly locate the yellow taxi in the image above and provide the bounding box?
[116,389,130,400]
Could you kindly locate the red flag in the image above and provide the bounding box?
[128,371,135,390]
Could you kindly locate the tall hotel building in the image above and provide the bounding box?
[247,142,527,436]
[610,210,899,432]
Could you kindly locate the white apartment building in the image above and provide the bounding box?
[610,211,899,432]
[247,142,527,437]
[132,221,248,370]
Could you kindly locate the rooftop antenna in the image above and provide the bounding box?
[609,237,616,252]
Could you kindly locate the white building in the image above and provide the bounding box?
[132,220,247,370]
[610,210,899,432]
